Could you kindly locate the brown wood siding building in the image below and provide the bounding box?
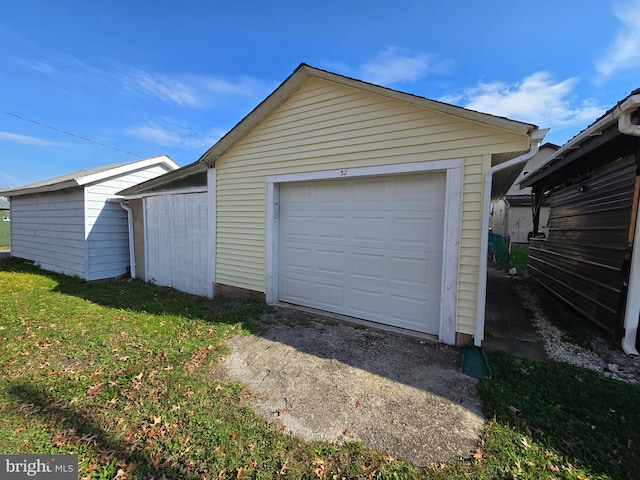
[522,89,640,353]
[529,157,638,336]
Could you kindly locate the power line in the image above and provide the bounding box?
[0,109,144,158]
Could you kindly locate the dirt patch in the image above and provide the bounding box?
[213,309,485,466]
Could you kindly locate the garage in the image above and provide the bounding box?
[278,173,445,335]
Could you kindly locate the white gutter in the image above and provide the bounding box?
[120,201,136,279]
[617,94,640,355]
[474,128,549,347]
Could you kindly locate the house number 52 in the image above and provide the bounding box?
[340,170,347,176]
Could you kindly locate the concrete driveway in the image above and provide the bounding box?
[213,309,485,466]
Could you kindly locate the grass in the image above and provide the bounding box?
[1,257,639,479]
[0,210,9,247]
[509,245,529,272]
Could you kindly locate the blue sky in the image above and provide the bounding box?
[1,0,640,187]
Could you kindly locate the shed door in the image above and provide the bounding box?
[145,192,209,297]
[278,173,445,334]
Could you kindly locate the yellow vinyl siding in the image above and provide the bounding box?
[215,77,529,336]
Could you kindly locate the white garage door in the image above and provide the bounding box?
[278,173,445,334]
[145,192,210,297]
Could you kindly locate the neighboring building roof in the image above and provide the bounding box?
[521,89,640,188]
[0,155,179,197]
[198,63,538,167]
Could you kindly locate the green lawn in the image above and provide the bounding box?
[1,257,638,479]
[509,245,529,271]
[0,210,9,248]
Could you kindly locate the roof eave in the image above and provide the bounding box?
[76,155,179,186]
[0,180,80,197]
[521,91,640,188]
[118,161,207,197]
[198,63,537,166]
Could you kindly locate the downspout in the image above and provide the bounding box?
[474,128,548,347]
[120,200,136,279]
[617,94,640,355]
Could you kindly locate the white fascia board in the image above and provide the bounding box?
[76,155,179,186]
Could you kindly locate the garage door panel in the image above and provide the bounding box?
[282,246,312,271]
[282,277,311,302]
[351,252,385,280]
[388,292,440,332]
[315,249,345,274]
[318,182,347,203]
[350,287,384,317]
[316,282,344,309]
[283,215,314,238]
[279,173,445,335]
[316,216,345,239]
[390,256,433,286]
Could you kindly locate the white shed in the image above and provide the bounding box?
[0,156,179,280]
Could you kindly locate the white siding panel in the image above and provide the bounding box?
[84,165,173,280]
[145,193,209,297]
[10,189,86,278]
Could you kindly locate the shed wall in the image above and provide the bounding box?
[85,165,171,280]
[10,188,86,277]
[529,157,638,335]
[144,192,210,297]
[215,77,529,335]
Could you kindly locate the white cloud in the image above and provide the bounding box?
[16,59,60,76]
[124,121,223,149]
[443,72,604,129]
[120,68,274,107]
[596,0,640,78]
[121,70,200,107]
[360,47,431,84]
[0,131,59,146]
[327,47,451,86]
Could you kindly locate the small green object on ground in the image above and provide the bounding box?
[462,345,492,379]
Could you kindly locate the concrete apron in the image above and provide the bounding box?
[212,311,485,466]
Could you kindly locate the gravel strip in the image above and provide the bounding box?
[515,281,640,384]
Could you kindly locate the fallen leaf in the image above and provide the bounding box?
[355,400,361,408]
[508,405,521,416]
[114,468,128,479]
[473,448,485,462]
[521,437,530,450]
[277,459,289,477]
[275,408,287,416]
[549,463,560,473]
[215,468,228,480]
[86,457,98,473]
